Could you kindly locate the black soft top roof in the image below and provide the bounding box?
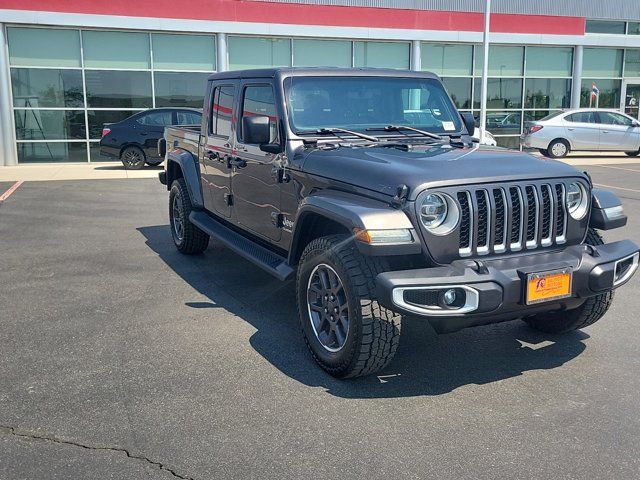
[207,67,440,82]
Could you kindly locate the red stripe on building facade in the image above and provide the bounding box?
[0,0,586,35]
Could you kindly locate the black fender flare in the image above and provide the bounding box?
[166,149,205,209]
[589,188,627,230]
[288,190,420,264]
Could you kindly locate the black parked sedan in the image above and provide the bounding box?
[100,108,202,169]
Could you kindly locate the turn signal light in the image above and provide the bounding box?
[101,128,111,137]
[353,228,413,244]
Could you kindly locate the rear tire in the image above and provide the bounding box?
[296,235,401,378]
[146,159,163,166]
[169,178,209,255]
[547,139,570,158]
[538,149,549,157]
[624,150,640,157]
[523,229,614,333]
[120,146,146,169]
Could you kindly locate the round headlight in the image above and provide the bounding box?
[566,182,588,220]
[419,193,459,235]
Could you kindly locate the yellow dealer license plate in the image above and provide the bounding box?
[526,268,573,305]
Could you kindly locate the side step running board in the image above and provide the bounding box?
[190,211,295,281]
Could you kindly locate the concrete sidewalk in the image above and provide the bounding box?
[0,162,162,182]
[0,154,638,182]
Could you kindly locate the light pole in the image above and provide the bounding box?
[479,0,491,143]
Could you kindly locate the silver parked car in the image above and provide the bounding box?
[521,109,640,158]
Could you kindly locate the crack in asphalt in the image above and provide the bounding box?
[0,425,196,480]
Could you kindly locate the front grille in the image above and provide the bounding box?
[457,182,571,257]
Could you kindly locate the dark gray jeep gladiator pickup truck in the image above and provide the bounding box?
[159,68,639,378]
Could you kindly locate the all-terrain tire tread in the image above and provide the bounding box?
[170,178,209,255]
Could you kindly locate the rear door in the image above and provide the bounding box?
[231,82,282,241]
[201,81,238,218]
[563,111,600,150]
[134,110,173,160]
[597,111,640,151]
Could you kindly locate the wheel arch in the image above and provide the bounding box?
[165,149,205,209]
[549,137,572,151]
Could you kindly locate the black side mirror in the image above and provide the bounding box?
[460,112,476,135]
[632,120,640,128]
[242,115,271,145]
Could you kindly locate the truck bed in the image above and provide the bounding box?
[164,125,201,157]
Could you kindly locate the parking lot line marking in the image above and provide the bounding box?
[0,181,24,203]
[593,164,640,174]
[593,182,640,194]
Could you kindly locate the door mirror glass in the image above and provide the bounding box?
[242,115,271,145]
[460,112,476,135]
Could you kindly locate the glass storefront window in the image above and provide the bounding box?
[228,37,291,70]
[625,50,640,77]
[473,78,523,109]
[293,39,352,67]
[524,79,571,109]
[85,71,152,108]
[154,72,208,108]
[580,79,621,108]
[475,45,524,76]
[354,41,410,69]
[17,142,87,163]
[422,44,473,76]
[152,34,215,71]
[11,68,84,108]
[526,47,573,77]
[8,27,81,68]
[583,48,623,78]
[484,111,527,136]
[629,23,640,35]
[586,20,626,35]
[442,77,472,109]
[82,31,151,69]
[87,110,140,139]
[14,110,86,140]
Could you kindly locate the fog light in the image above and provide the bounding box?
[442,289,457,305]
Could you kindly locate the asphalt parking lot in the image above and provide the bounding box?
[1,163,639,479]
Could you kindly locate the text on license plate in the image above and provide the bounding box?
[526,269,573,305]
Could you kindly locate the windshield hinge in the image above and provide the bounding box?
[392,184,409,207]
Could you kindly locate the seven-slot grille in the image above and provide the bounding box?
[456,182,568,257]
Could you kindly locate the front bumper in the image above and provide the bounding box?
[376,240,639,333]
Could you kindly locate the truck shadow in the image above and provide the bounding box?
[139,225,588,399]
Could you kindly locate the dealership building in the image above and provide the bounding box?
[0,0,640,165]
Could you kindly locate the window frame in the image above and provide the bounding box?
[237,83,279,145]
[208,83,236,138]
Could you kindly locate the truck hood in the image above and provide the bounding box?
[299,143,586,200]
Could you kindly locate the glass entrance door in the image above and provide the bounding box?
[624,84,640,120]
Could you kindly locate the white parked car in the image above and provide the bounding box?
[520,108,640,158]
[473,128,498,146]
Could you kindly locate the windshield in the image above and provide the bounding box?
[284,76,463,136]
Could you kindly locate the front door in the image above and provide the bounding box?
[624,84,640,121]
[231,83,282,242]
[597,111,640,151]
[201,81,238,218]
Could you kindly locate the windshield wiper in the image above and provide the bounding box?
[300,127,379,143]
[368,125,443,141]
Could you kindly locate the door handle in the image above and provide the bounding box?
[207,150,219,160]
[602,130,610,134]
[567,128,575,131]
[140,132,148,136]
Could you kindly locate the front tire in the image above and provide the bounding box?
[296,235,401,378]
[169,178,209,254]
[120,146,146,169]
[523,229,614,333]
[547,139,570,158]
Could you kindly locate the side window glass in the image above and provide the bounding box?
[215,85,235,138]
[176,111,201,125]
[600,112,633,126]
[566,112,596,124]
[241,85,278,144]
[208,87,219,134]
[137,111,173,126]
